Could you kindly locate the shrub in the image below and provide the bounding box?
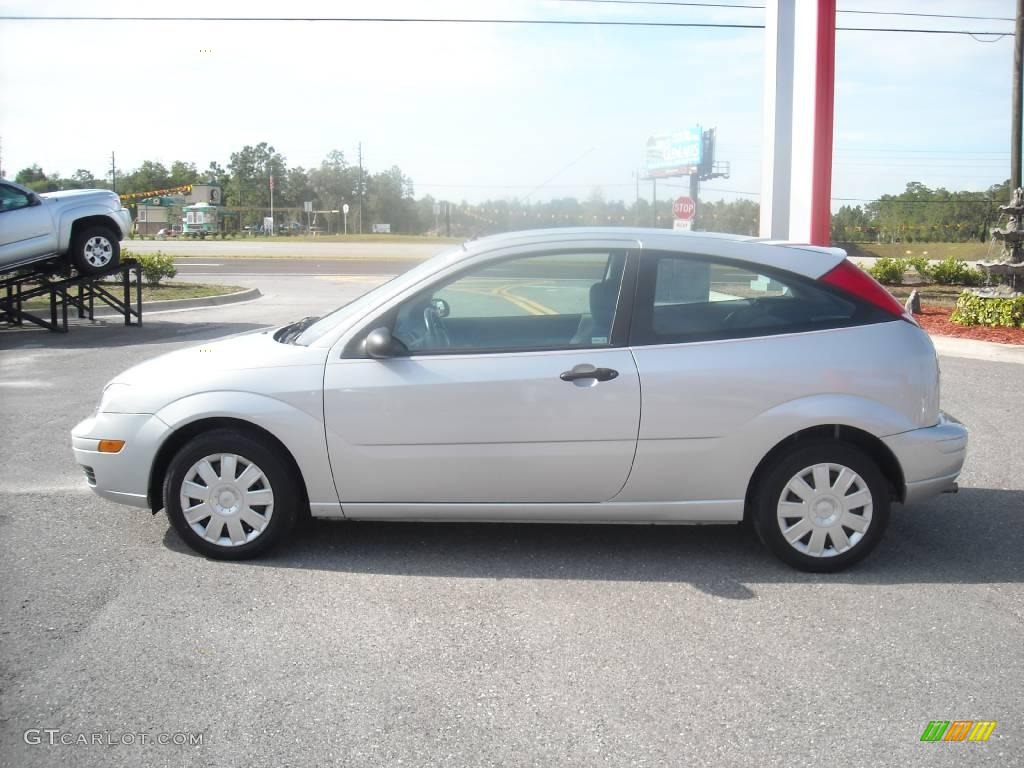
[868,257,907,285]
[950,292,1024,328]
[137,251,177,286]
[929,257,983,286]
[906,255,931,279]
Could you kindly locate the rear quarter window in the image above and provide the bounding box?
[633,253,875,345]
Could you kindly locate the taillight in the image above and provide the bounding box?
[820,259,916,324]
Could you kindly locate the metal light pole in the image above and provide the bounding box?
[1013,0,1023,189]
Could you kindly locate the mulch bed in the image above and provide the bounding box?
[915,305,1024,345]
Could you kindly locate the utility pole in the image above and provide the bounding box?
[1013,0,1023,189]
[689,173,700,230]
[110,151,117,193]
[0,135,5,178]
[357,142,364,234]
[652,177,657,227]
[634,170,640,226]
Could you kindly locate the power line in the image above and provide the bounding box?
[549,0,762,8]
[0,15,1013,37]
[838,8,1013,23]
[0,15,762,29]
[553,0,1014,23]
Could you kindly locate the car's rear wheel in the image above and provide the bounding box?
[71,225,120,274]
[163,429,298,559]
[751,441,890,572]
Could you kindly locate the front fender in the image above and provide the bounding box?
[57,205,127,251]
[154,391,339,509]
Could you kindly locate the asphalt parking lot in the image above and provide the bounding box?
[0,264,1021,768]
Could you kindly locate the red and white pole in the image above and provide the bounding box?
[760,0,837,246]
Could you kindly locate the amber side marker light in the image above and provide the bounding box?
[98,440,125,453]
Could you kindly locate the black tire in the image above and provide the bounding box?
[163,428,298,560]
[751,440,890,573]
[70,225,120,274]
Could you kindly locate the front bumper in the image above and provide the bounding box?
[114,207,132,239]
[72,412,170,509]
[883,412,968,505]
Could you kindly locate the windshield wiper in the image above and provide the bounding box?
[274,316,320,344]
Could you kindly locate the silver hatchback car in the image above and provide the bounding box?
[72,229,967,571]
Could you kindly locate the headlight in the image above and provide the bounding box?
[97,382,131,414]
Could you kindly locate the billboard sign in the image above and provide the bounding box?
[645,126,703,178]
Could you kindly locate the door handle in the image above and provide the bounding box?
[560,367,619,382]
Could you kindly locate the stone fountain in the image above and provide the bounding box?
[978,187,1024,294]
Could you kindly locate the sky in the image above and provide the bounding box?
[0,0,1016,210]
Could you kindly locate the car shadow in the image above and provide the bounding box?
[0,318,269,350]
[163,486,1024,598]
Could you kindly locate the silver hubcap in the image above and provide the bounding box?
[776,463,873,558]
[83,235,113,267]
[179,453,274,547]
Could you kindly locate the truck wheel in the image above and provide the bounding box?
[71,225,120,274]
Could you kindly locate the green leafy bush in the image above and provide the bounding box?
[868,257,907,285]
[929,257,983,286]
[906,255,931,279]
[136,251,177,286]
[950,292,1024,328]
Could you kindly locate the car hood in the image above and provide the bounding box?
[101,328,329,414]
[42,188,122,206]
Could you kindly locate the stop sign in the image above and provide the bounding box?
[673,196,696,221]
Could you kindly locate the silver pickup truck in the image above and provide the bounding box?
[0,178,133,275]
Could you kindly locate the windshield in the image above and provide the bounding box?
[292,245,465,345]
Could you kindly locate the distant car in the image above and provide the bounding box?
[0,178,132,275]
[156,227,180,239]
[71,228,966,571]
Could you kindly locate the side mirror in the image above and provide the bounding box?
[28,192,42,206]
[364,326,396,359]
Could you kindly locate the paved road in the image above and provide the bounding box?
[128,238,448,260]
[173,256,415,278]
[0,276,1021,768]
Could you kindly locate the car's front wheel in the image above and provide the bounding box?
[71,225,121,274]
[751,441,890,572]
[163,428,298,559]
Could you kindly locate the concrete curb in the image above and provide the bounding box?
[92,287,262,318]
[932,334,1024,365]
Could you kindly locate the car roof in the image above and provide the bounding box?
[461,227,847,280]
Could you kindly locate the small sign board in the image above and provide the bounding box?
[342,203,350,214]
[263,216,274,233]
[673,219,692,232]
[303,201,313,213]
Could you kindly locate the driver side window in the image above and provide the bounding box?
[0,184,32,214]
[392,250,627,354]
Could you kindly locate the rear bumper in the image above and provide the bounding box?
[883,412,968,505]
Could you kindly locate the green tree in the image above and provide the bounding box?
[169,161,200,187]
[227,142,286,210]
[118,161,171,195]
[15,164,58,191]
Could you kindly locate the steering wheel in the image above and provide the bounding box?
[423,305,451,348]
